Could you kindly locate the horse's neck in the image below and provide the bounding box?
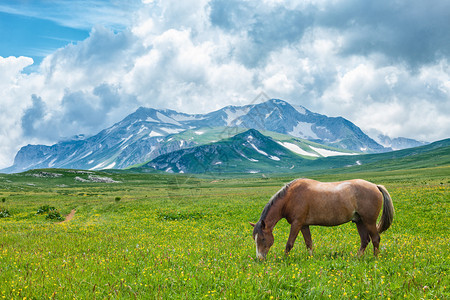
[264,198,285,230]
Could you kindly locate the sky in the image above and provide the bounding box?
[0,0,449,168]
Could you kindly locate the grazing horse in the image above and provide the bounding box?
[250,178,394,259]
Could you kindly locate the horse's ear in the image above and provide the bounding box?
[261,220,266,229]
[249,222,256,227]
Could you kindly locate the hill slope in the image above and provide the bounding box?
[142,129,309,174]
[140,136,450,174]
[296,138,450,173]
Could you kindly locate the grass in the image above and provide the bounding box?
[0,167,448,299]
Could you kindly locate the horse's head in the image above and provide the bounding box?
[250,220,274,260]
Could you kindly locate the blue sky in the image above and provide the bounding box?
[0,0,449,168]
[0,11,88,66]
[0,0,139,67]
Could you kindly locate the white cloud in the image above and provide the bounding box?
[0,56,36,167]
[318,59,450,141]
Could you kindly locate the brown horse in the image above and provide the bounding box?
[250,178,394,259]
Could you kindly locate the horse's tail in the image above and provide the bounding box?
[376,185,394,234]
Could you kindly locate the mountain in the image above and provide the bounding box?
[142,129,309,174]
[222,100,385,152]
[376,134,429,150]
[289,138,450,174]
[140,135,450,174]
[3,99,386,173]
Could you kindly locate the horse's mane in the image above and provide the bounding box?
[259,179,298,222]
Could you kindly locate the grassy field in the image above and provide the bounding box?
[0,167,449,299]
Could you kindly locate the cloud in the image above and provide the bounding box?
[21,95,46,137]
[59,84,129,134]
[210,0,311,67]
[41,26,138,87]
[317,60,450,141]
[316,0,450,67]
[0,0,449,168]
[0,56,36,167]
[18,83,136,143]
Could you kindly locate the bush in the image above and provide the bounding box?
[46,209,63,221]
[115,197,121,202]
[0,207,11,218]
[36,205,56,215]
[36,205,63,221]
[1,198,5,203]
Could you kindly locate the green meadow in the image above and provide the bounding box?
[0,167,448,299]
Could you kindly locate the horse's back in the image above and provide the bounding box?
[293,178,379,196]
[288,179,383,226]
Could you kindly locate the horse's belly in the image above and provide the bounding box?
[312,220,351,226]
[305,201,355,226]
[306,216,353,226]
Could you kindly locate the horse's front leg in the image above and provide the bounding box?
[285,222,302,255]
[300,226,313,256]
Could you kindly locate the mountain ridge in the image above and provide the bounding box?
[143,129,307,174]
[1,99,424,174]
[139,134,450,174]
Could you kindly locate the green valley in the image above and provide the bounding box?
[0,156,449,298]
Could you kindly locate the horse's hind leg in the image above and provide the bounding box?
[301,226,313,256]
[356,221,370,257]
[366,223,380,257]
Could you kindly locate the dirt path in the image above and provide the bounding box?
[58,209,76,224]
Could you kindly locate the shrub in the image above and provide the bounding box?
[36,205,56,215]
[46,209,63,221]
[1,198,5,203]
[0,207,11,218]
[115,197,121,202]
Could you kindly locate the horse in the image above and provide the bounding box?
[250,178,394,260]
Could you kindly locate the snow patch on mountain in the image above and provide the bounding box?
[48,158,57,167]
[156,112,181,125]
[293,105,307,115]
[149,131,163,137]
[249,141,268,156]
[278,142,319,157]
[137,126,148,135]
[121,135,134,144]
[238,150,259,162]
[160,127,183,134]
[223,107,252,126]
[80,151,93,159]
[146,116,158,122]
[104,162,116,169]
[309,146,357,157]
[169,113,203,122]
[91,161,108,170]
[289,122,318,139]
